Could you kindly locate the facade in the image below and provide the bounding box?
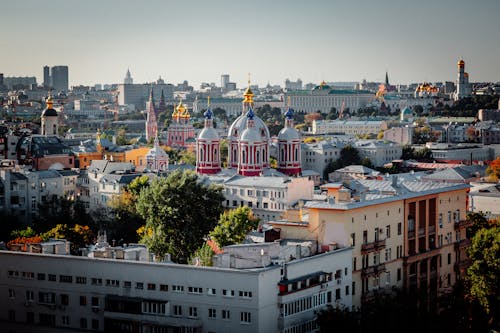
[353,140,402,167]
[312,120,388,136]
[118,83,174,109]
[221,174,314,221]
[271,178,470,307]
[0,244,352,333]
[383,126,413,145]
[428,143,494,163]
[3,76,37,89]
[50,66,69,92]
[285,82,373,114]
[301,140,345,179]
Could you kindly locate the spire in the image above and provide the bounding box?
[243,73,254,105]
[46,91,54,109]
[146,87,158,142]
[385,71,389,86]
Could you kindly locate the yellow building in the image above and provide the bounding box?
[125,147,151,171]
[270,178,469,308]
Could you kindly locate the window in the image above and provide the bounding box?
[350,233,355,246]
[26,290,34,302]
[207,288,216,295]
[92,319,99,330]
[447,253,451,265]
[37,273,46,281]
[40,313,56,327]
[335,288,341,300]
[188,286,203,294]
[9,288,15,299]
[397,268,402,281]
[386,225,391,238]
[60,275,73,283]
[222,289,235,297]
[147,283,156,290]
[173,305,182,316]
[76,276,86,284]
[189,307,198,318]
[80,296,87,306]
[239,291,252,298]
[8,309,15,321]
[160,284,168,292]
[397,222,402,235]
[222,310,231,320]
[208,308,217,319]
[92,297,99,307]
[352,282,356,296]
[106,279,119,287]
[240,311,251,324]
[39,292,56,305]
[136,282,144,290]
[26,312,34,324]
[80,318,87,329]
[60,294,69,306]
[124,281,132,288]
[48,274,56,282]
[91,278,102,286]
[363,230,367,244]
[386,272,391,285]
[353,257,357,271]
[62,315,70,326]
[172,285,184,292]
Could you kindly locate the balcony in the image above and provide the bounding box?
[361,239,386,254]
[361,263,386,278]
[454,238,471,251]
[454,219,473,230]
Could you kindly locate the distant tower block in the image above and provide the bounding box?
[124,68,133,84]
[454,59,471,101]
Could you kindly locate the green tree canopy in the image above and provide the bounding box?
[209,206,260,248]
[467,225,500,320]
[136,170,224,263]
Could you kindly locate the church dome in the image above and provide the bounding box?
[278,126,299,141]
[42,95,58,117]
[146,144,168,158]
[198,127,219,140]
[228,114,269,140]
[240,126,261,142]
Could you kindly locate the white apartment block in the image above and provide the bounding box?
[311,120,388,136]
[427,143,494,162]
[301,141,345,179]
[354,140,402,167]
[220,173,314,222]
[0,244,352,333]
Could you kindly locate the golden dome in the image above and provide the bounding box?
[458,59,465,67]
[242,73,254,104]
[46,94,54,109]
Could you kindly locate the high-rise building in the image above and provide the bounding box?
[221,74,229,91]
[50,65,69,92]
[124,68,133,84]
[43,65,50,88]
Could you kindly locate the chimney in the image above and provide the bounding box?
[392,175,398,188]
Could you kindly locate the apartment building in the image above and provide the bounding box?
[311,120,388,136]
[270,178,469,307]
[0,243,352,333]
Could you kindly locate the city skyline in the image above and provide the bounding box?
[1,0,499,88]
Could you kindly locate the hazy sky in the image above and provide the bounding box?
[1,0,499,88]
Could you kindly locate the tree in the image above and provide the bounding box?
[40,224,95,254]
[401,144,416,160]
[466,225,499,323]
[209,206,260,248]
[188,243,215,266]
[323,145,363,179]
[486,157,500,182]
[136,170,224,263]
[116,127,129,145]
[178,149,196,165]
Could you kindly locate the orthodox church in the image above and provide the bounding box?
[196,80,302,177]
[167,99,195,147]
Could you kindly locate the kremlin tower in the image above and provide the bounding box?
[145,88,158,142]
[167,99,195,147]
[277,106,301,176]
[196,97,221,175]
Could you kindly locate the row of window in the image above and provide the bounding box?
[280,291,330,317]
[227,188,282,199]
[7,310,98,330]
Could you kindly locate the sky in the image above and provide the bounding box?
[1,0,499,88]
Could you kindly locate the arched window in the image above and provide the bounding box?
[233,148,237,162]
[295,147,298,161]
[281,148,284,161]
[242,150,246,163]
[256,150,260,164]
[53,124,57,135]
[214,148,217,160]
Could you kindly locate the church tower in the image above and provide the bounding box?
[196,97,221,174]
[41,93,59,136]
[454,59,471,101]
[238,108,265,176]
[146,136,169,172]
[124,68,133,84]
[277,106,301,176]
[145,88,158,142]
[167,98,195,147]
